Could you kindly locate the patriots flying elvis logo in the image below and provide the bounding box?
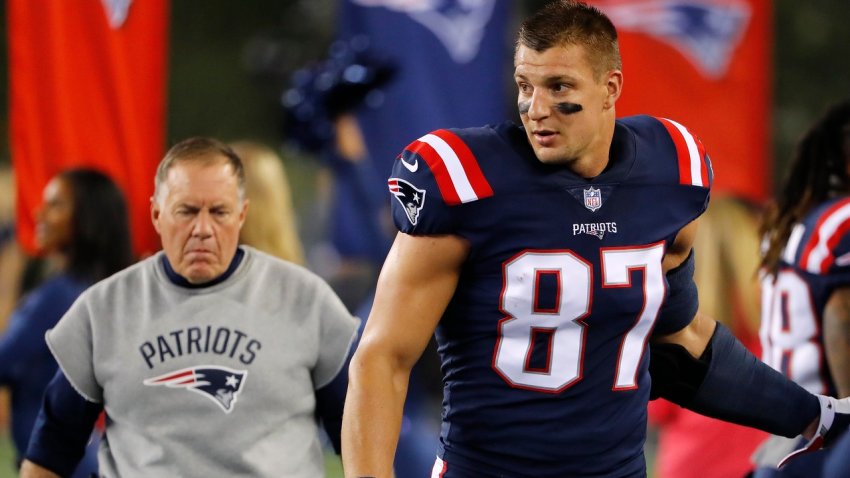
[388,178,426,225]
[101,0,133,29]
[144,366,247,413]
[596,0,751,78]
[350,0,497,63]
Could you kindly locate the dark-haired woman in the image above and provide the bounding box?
[754,100,850,477]
[0,169,134,477]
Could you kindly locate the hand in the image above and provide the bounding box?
[779,395,850,468]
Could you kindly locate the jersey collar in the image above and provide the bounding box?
[160,247,245,289]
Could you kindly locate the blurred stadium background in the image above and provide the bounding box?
[0,1,849,477]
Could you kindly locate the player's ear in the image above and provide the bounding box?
[603,69,623,110]
[151,196,162,233]
[237,199,249,228]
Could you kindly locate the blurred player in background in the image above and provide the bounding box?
[754,99,850,477]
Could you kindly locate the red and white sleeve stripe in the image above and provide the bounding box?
[800,199,850,274]
[657,118,711,188]
[404,129,493,205]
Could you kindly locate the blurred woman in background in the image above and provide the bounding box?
[230,141,305,265]
[0,168,134,477]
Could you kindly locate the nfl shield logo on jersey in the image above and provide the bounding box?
[388,178,426,225]
[583,187,602,212]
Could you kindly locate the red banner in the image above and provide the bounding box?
[594,0,772,202]
[9,0,169,256]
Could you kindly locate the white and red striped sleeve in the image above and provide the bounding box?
[403,129,493,206]
[657,118,713,189]
[799,199,850,274]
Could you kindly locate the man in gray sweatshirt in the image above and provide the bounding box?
[21,137,359,478]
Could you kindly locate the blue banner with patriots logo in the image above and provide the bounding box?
[338,0,512,163]
[325,0,512,263]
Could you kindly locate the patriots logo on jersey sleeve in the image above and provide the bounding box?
[388,178,426,225]
[144,366,248,413]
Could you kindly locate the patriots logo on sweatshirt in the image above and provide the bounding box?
[144,366,247,413]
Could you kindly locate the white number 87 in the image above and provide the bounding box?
[493,243,666,392]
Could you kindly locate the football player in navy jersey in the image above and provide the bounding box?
[753,99,850,478]
[341,2,850,477]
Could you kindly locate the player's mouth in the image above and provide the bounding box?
[186,249,214,258]
[532,129,558,146]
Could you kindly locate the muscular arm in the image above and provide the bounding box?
[653,219,717,356]
[824,286,850,398]
[342,232,469,478]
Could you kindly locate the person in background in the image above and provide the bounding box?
[230,140,306,265]
[0,165,25,473]
[0,166,26,324]
[648,196,768,478]
[283,37,448,476]
[753,99,850,477]
[341,2,850,477]
[0,168,134,478]
[20,137,358,478]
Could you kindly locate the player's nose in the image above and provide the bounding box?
[191,210,214,238]
[526,91,550,121]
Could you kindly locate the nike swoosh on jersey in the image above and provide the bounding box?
[401,158,419,172]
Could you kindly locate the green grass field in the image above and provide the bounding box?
[0,433,17,478]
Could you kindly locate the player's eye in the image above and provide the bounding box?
[174,207,198,217]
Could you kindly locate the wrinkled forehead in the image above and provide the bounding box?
[161,160,243,204]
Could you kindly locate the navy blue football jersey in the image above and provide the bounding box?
[760,196,850,397]
[387,116,712,477]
